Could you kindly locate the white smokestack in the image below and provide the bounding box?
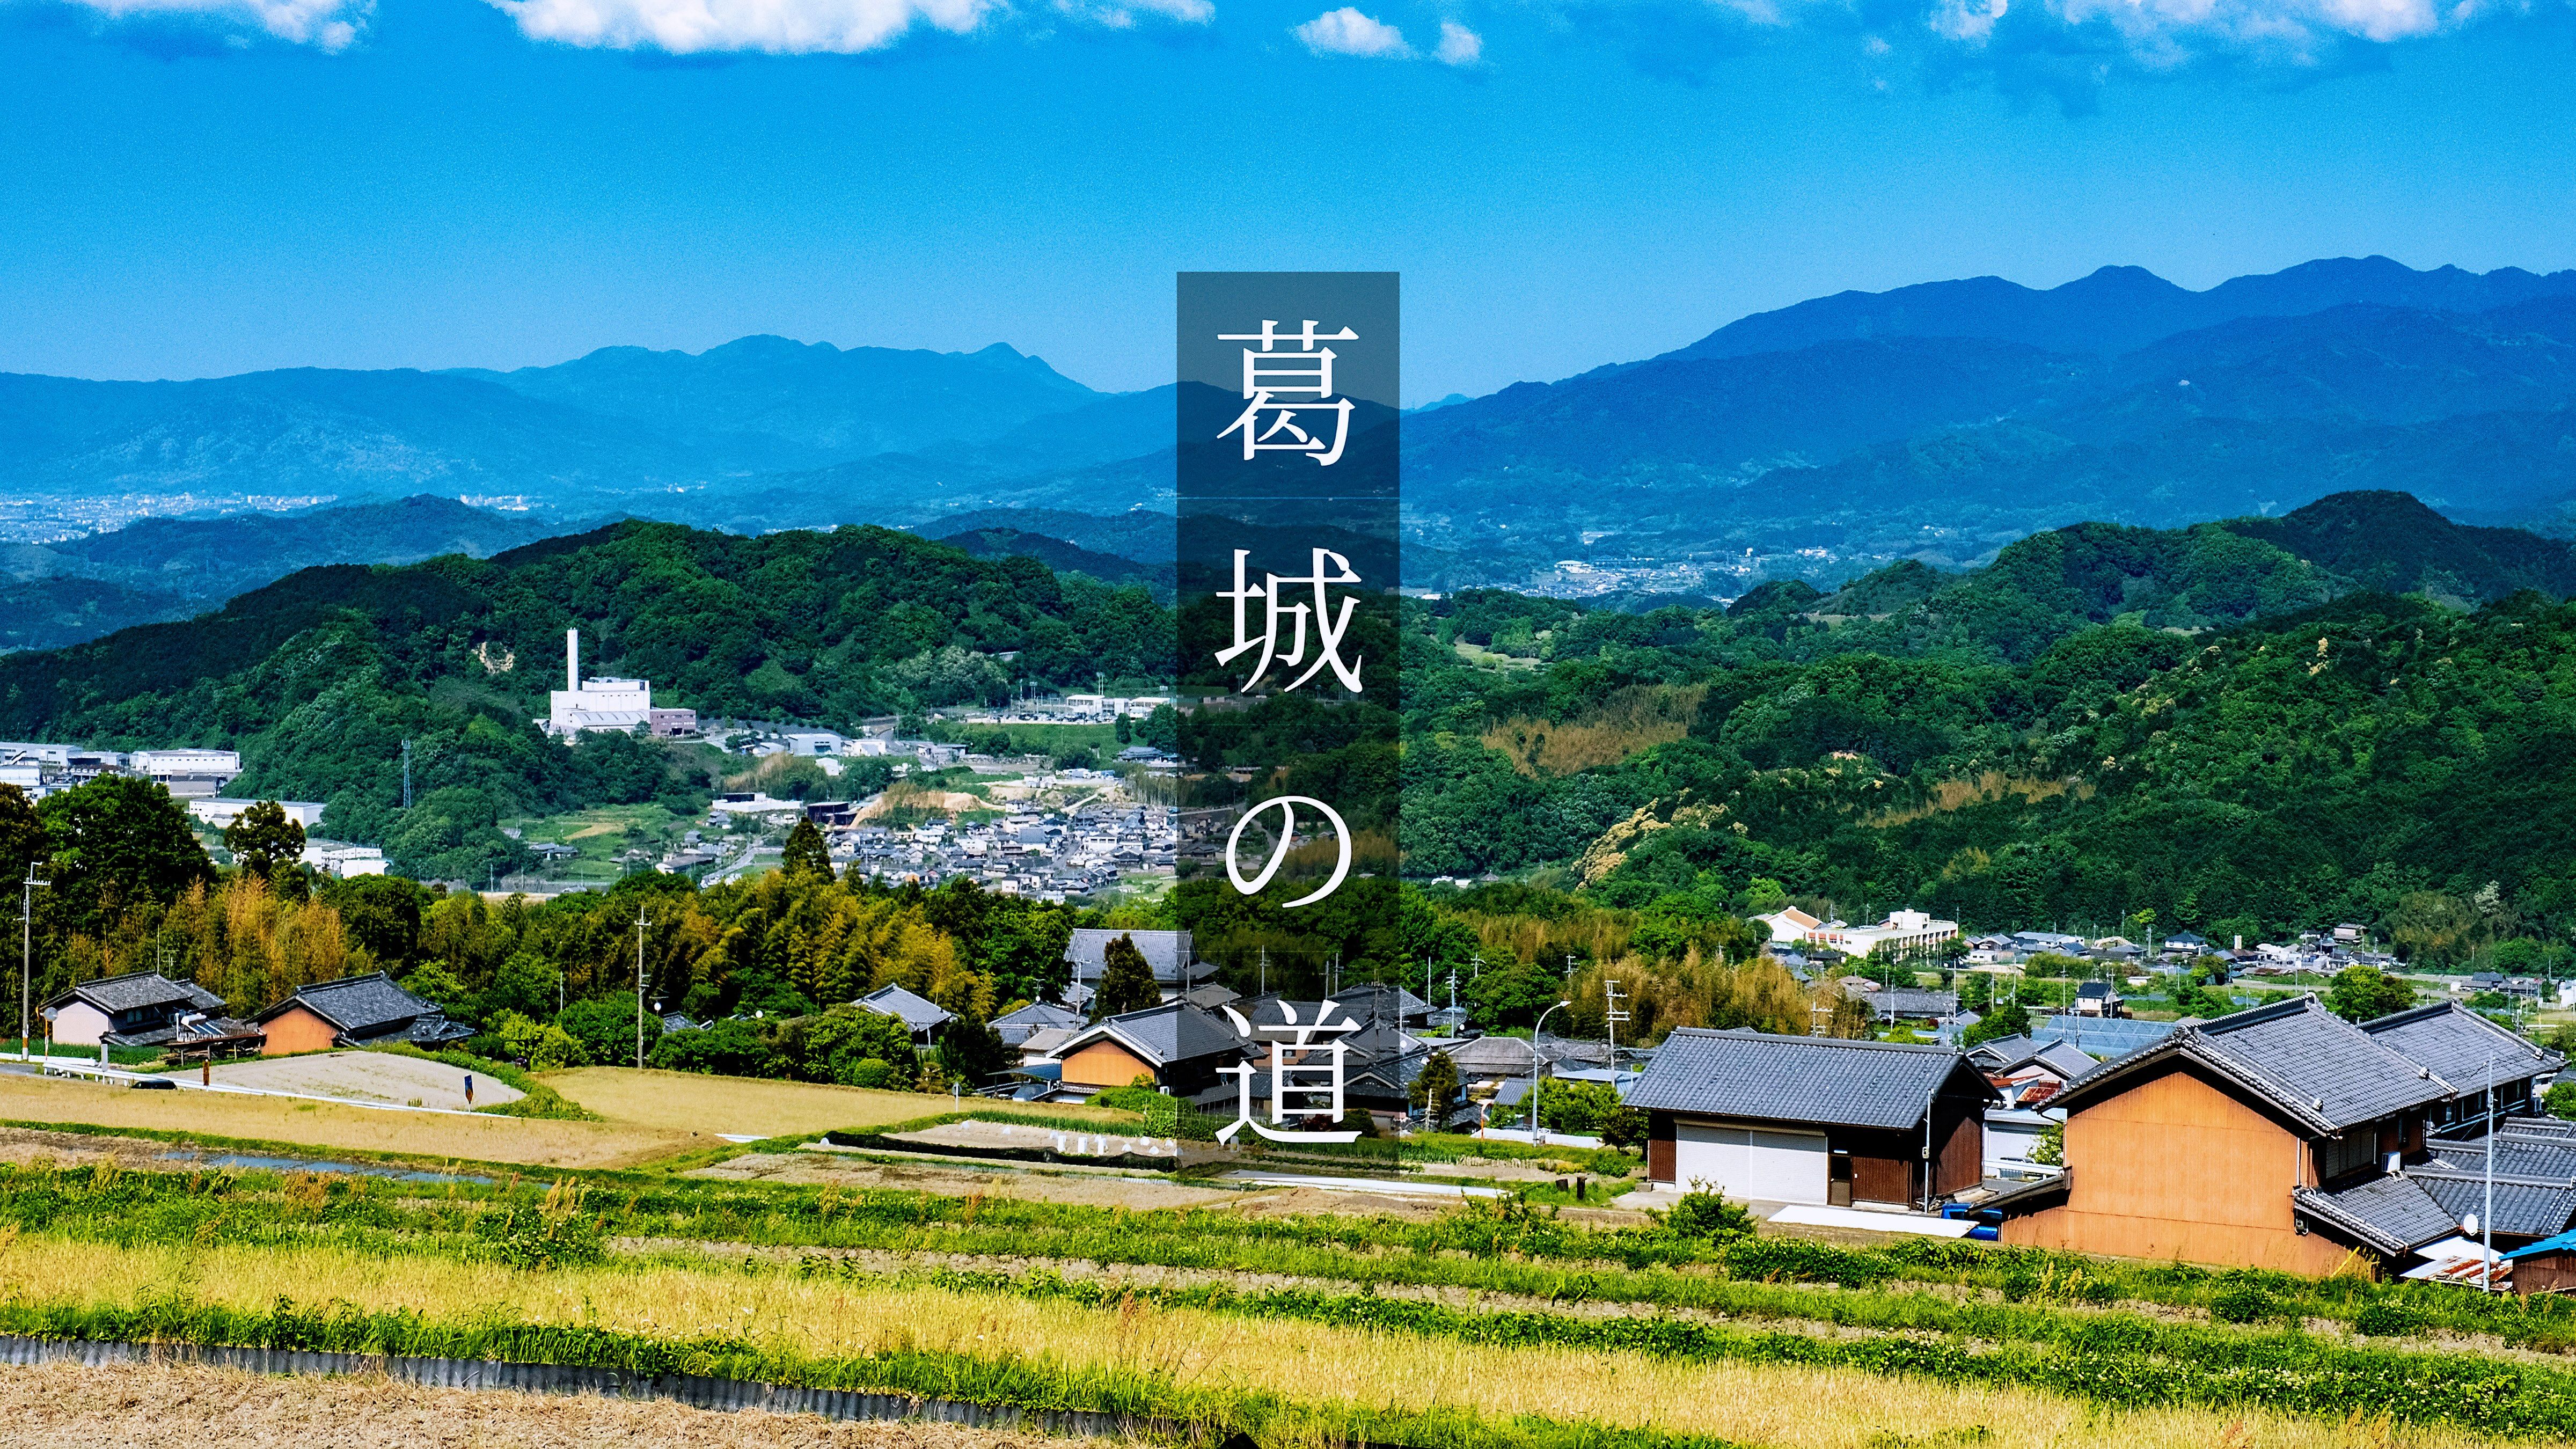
[567,628,579,694]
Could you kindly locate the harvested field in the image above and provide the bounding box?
[0,1358,1091,1448]
[697,1148,1248,1210]
[0,1073,691,1170]
[541,1068,1135,1139]
[0,1237,2528,1449]
[204,1051,525,1111]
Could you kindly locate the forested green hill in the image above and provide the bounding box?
[0,522,1170,880]
[1402,493,2576,947]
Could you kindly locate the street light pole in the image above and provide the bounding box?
[1532,1000,1571,1147]
[20,864,47,1063]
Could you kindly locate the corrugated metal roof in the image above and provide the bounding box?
[2030,1016,2177,1056]
[2361,1002,2561,1097]
[1622,1029,1988,1131]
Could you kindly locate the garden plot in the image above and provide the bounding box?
[204,1050,523,1111]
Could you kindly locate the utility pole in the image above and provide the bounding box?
[634,903,649,1071]
[1605,976,1629,1071]
[401,740,413,811]
[19,863,47,1062]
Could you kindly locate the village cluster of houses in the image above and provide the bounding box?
[40,969,472,1062]
[795,801,1177,902]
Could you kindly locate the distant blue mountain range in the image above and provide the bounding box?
[4,255,2575,585]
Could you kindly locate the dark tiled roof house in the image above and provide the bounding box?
[1045,1000,1248,1106]
[40,971,261,1055]
[253,973,472,1056]
[1994,995,2560,1274]
[1627,1029,1997,1210]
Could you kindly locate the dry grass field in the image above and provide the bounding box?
[1481,684,1707,776]
[540,1068,1136,1138]
[0,1236,2515,1449]
[204,1051,525,1111]
[0,1359,1088,1448]
[0,1073,690,1170]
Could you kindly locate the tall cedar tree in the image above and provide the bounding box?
[1094,933,1160,1018]
[224,799,306,880]
[1413,1047,1460,1118]
[781,818,833,880]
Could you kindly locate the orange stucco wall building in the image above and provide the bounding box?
[1059,1039,1153,1092]
[2001,1064,2367,1276]
[259,1005,341,1057]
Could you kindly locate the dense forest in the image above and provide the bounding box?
[1400,492,2576,950]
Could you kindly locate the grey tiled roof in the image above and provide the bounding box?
[256,972,440,1036]
[856,984,955,1034]
[1967,1035,2038,1069]
[2293,1174,2458,1254]
[2057,996,2449,1135]
[1332,983,1430,1018]
[1056,1001,1245,1069]
[2412,1174,2576,1240]
[992,1000,1082,1045]
[2361,1003,2560,1098]
[1065,929,1202,986]
[2426,1132,2576,1182]
[45,971,222,1016]
[1622,1029,1993,1131]
[1872,988,1960,1018]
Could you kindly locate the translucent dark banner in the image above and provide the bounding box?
[1172,272,1400,1001]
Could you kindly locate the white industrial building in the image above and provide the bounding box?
[189,799,328,831]
[543,630,697,739]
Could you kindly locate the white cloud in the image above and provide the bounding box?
[1293,5,1413,54]
[485,0,997,53]
[54,0,368,48]
[1433,16,1482,60]
[1052,0,1212,25]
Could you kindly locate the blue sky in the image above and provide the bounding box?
[2,0,2573,401]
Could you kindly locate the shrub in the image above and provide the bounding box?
[1721,1236,1898,1288]
[1658,1184,1754,1243]
[2355,1299,2420,1337]
[473,1206,604,1271]
[847,1058,897,1089]
[2210,1282,2274,1323]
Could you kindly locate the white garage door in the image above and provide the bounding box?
[1672,1121,1828,1204]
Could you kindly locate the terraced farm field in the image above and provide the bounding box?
[1,1123,2574,1449]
